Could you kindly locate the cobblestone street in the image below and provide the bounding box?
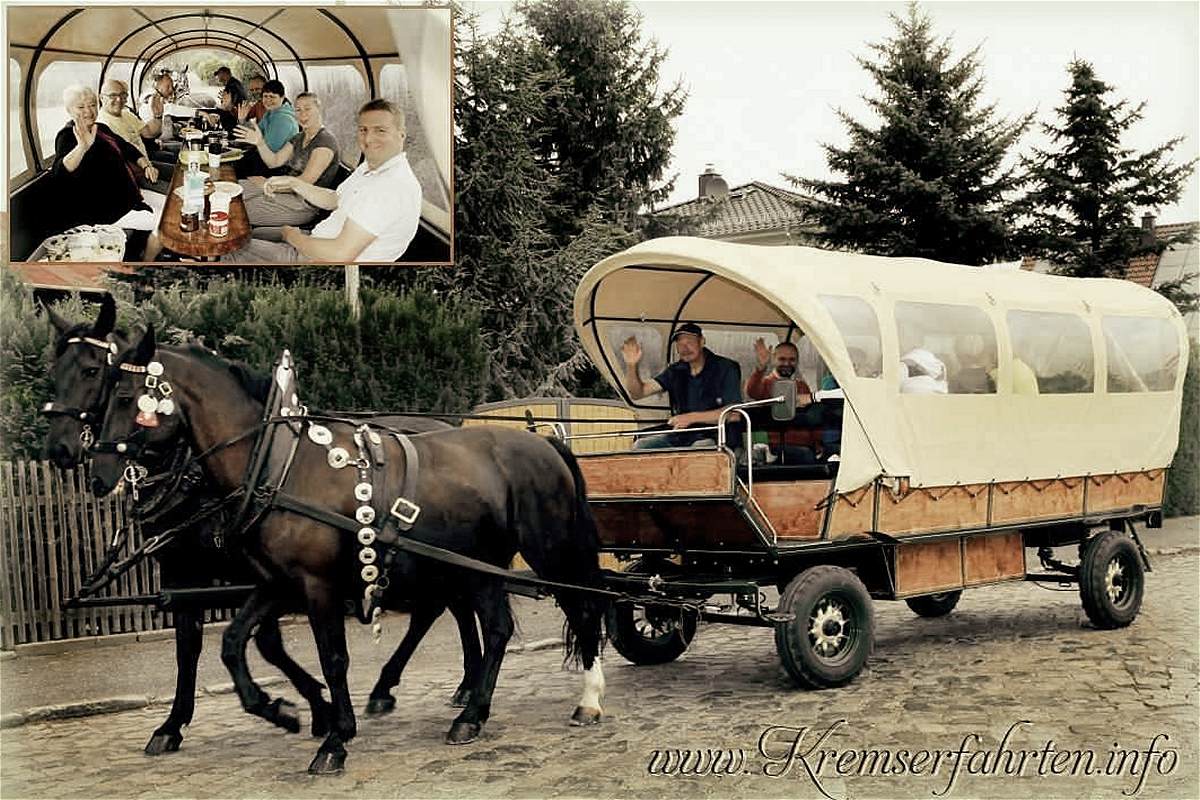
[1,552,1197,800]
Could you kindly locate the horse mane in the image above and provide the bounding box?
[177,343,272,403]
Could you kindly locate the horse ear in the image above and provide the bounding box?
[47,306,72,335]
[133,325,157,365]
[92,294,116,337]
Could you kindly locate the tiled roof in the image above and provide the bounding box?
[1124,254,1160,288]
[653,181,814,238]
[8,263,131,292]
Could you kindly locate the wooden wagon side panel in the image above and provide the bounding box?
[1085,471,1166,514]
[826,484,875,539]
[895,538,963,596]
[580,451,733,498]
[753,481,827,540]
[962,532,1026,586]
[878,483,988,536]
[992,479,1085,525]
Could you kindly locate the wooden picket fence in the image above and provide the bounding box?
[0,460,233,650]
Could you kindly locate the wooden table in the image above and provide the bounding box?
[157,162,251,260]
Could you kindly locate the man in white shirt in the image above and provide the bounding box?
[221,99,422,263]
[97,78,173,192]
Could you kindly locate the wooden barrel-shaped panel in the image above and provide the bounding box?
[878,483,988,536]
[1085,471,1166,514]
[992,479,1085,525]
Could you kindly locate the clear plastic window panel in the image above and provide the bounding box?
[819,294,883,378]
[35,61,101,163]
[10,59,27,177]
[1007,310,1095,393]
[1103,316,1180,392]
[894,301,998,394]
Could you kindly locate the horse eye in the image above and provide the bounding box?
[117,396,132,406]
[84,367,100,378]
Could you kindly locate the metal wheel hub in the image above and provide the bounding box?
[634,607,680,639]
[808,600,849,657]
[1105,559,1127,604]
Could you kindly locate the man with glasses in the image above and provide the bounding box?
[97,78,173,193]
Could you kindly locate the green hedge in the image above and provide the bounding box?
[0,271,487,461]
[1164,338,1199,517]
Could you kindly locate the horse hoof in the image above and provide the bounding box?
[445,722,481,745]
[449,687,471,708]
[267,698,302,734]
[307,750,346,775]
[364,696,395,716]
[144,731,183,755]
[570,706,602,726]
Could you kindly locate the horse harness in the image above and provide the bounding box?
[40,333,119,450]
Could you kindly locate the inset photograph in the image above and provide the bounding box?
[6,4,452,265]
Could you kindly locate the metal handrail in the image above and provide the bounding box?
[717,396,786,498]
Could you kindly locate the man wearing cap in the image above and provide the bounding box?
[621,323,742,449]
[213,66,248,107]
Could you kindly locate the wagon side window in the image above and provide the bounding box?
[1006,310,1094,393]
[894,301,997,394]
[1102,316,1180,392]
[308,65,370,170]
[35,61,102,162]
[819,295,882,378]
[9,59,27,177]
[602,323,668,397]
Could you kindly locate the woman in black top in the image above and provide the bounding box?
[53,85,166,234]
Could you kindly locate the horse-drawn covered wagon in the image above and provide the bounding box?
[568,236,1188,688]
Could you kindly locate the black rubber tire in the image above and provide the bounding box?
[1078,531,1144,629]
[775,565,874,689]
[607,562,698,666]
[904,590,962,618]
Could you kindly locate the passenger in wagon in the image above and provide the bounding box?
[899,348,949,394]
[97,78,174,194]
[622,323,743,449]
[232,79,299,178]
[237,92,340,229]
[52,85,167,254]
[745,338,820,463]
[220,99,421,263]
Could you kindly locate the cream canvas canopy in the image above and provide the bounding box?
[7,3,450,233]
[574,237,1189,494]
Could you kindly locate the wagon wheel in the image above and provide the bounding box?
[775,566,874,689]
[1078,531,1144,629]
[904,590,962,618]
[607,561,698,666]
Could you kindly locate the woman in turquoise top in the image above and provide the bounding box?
[233,79,298,175]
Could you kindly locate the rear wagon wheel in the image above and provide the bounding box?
[775,565,874,689]
[1078,531,1144,629]
[904,590,962,618]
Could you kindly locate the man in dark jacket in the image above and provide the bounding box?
[621,323,742,449]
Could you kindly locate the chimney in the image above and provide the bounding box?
[698,164,729,199]
[1141,213,1156,247]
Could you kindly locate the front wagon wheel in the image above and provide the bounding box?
[607,560,698,666]
[775,566,874,689]
[1079,531,1144,629]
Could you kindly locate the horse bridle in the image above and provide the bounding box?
[40,334,119,450]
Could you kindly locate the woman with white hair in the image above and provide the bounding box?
[53,84,167,246]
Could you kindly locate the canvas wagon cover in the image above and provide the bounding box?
[575,237,1189,494]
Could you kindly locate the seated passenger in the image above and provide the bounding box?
[746,338,819,464]
[622,323,743,450]
[139,71,177,153]
[213,66,248,107]
[232,80,299,178]
[950,334,996,393]
[202,89,240,133]
[220,99,421,263]
[97,78,173,194]
[53,85,167,253]
[244,75,268,123]
[900,348,949,394]
[238,92,340,229]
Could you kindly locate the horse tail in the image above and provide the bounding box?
[543,436,608,669]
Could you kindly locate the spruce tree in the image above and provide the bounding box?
[791,3,1029,265]
[1021,59,1197,279]
[517,0,686,243]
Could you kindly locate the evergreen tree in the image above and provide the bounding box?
[517,0,686,242]
[790,3,1029,265]
[1021,59,1197,279]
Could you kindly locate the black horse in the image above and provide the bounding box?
[42,300,484,755]
[89,326,609,773]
